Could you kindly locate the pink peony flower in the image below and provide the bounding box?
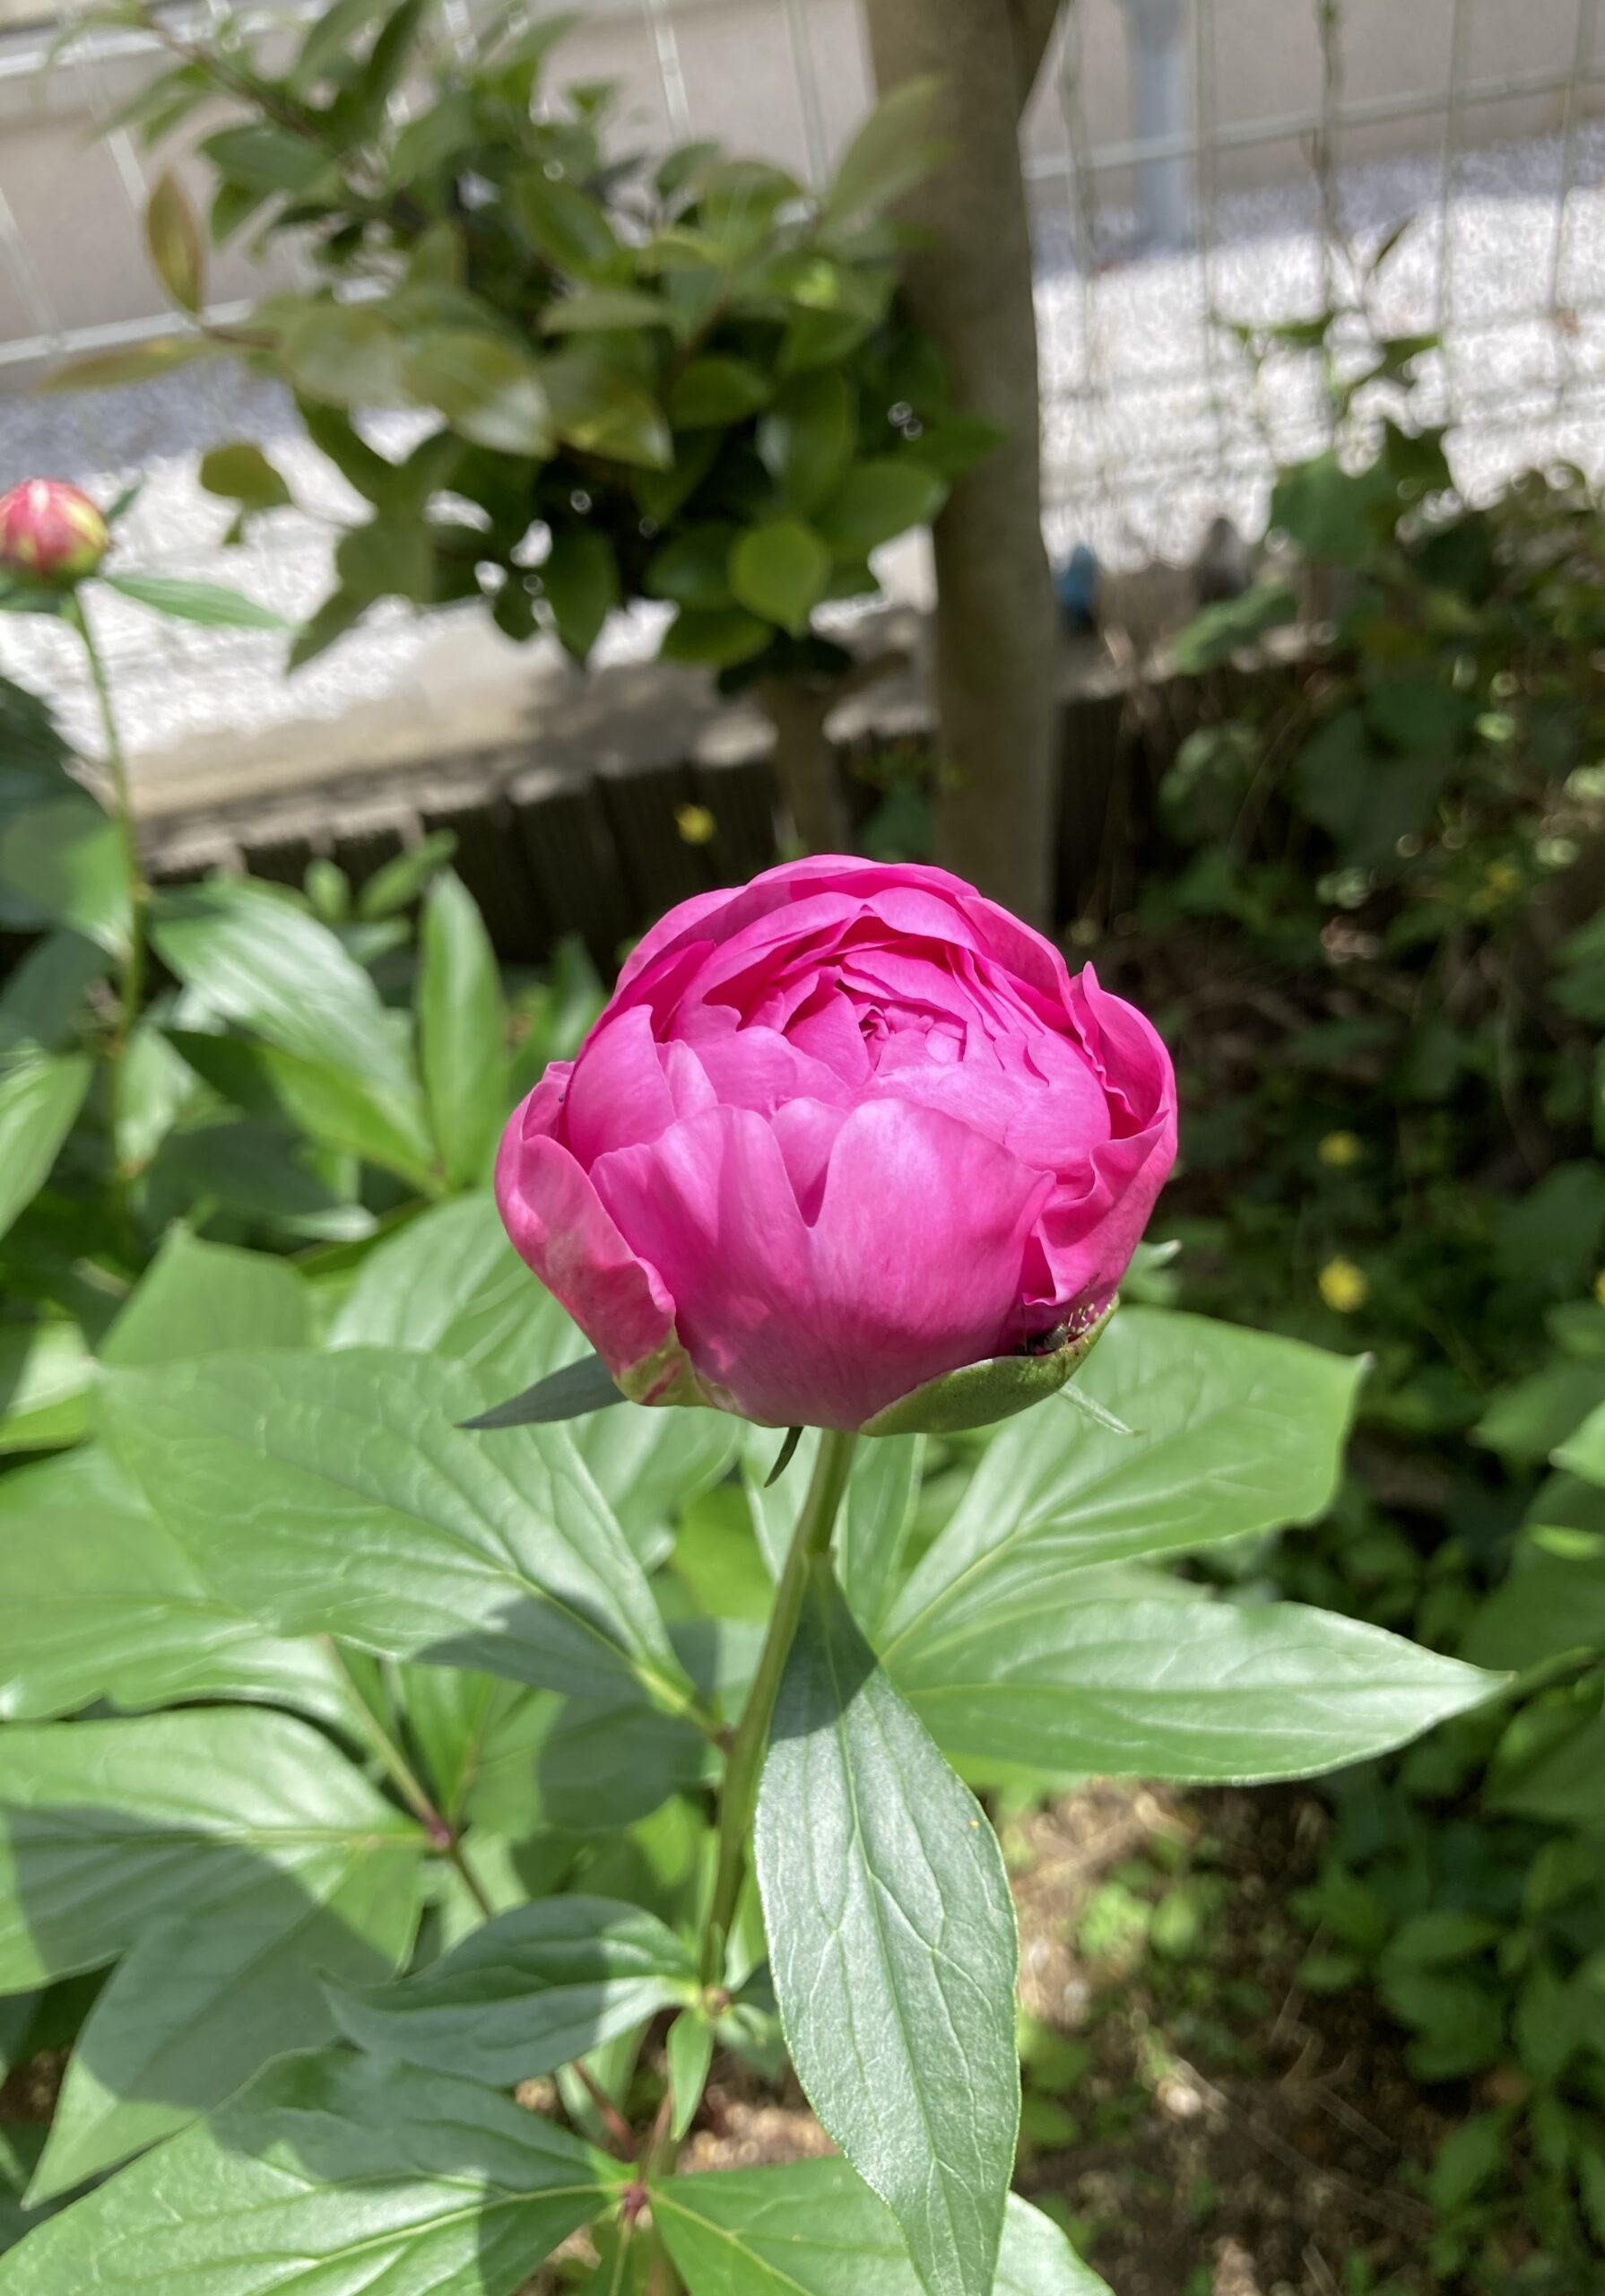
[496,857,1176,1431]
[0,479,109,585]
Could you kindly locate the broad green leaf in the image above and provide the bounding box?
[334,1196,738,1545]
[544,349,672,468]
[460,1679,708,1839]
[669,355,770,427]
[291,0,392,82]
[99,1346,695,1712]
[0,1324,92,1455]
[1170,579,1298,674]
[330,1191,535,1360]
[817,458,947,554]
[102,574,287,630]
[746,1430,918,1611]
[0,930,104,1057]
[1475,1359,1605,1464]
[0,1054,91,1243]
[837,1435,922,1634]
[541,526,620,657]
[0,794,129,952]
[730,517,830,636]
[202,121,334,195]
[42,335,219,392]
[666,2007,715,2139]
[100,1227,309,1367]
[116,1018,195,1171]
[171,1026,437,1188]
[0,1709,422,1988]
[151,878,421,1110]
[1462,1548,1605,1670]
[144,170,205,313]
[661,604,771,666]
[403,330,554,456]
[656,2162,1108,2295]
[143,1118,373,1244]
[0,2050,620,2295]
[744,1423,821,1577]
[1558,1401,1605,1488]
[892,1596,1501,1783]
[0,1445,358,1725]
[356,829,456,919]
[758,370,856,512]
[578,1391,736,1554]
[419,870,507,1187]
[824,77,946,225]
[330,1894,697,2083]
[397,1664,507,1826]
[510,170,620,276]
[335,514,431,606]
[541,287,669,335]
[646,523,738,610]
[756,1566,1018,2296]
[29,1849,421,2199]
[881,1309,1363,1662]
[1489,1709,1605,1828]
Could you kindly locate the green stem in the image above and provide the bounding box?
[324,1640,496,1919]
[698,1427,857,1986]
[69,592,148,1212]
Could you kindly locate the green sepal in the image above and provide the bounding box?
[861,1302,1117,1438]
[458,1351,623,1428]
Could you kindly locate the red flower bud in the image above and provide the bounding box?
[0,478,110,585]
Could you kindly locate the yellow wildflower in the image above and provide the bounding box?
[675,803,716,847]
[1319,1257,1368,1314]
[670,804,716,849]
[1318,1131,1362,1169]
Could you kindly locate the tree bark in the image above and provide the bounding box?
[864,0,1061,926]
[754,674,851,855]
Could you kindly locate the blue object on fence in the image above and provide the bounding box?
[1054,543,1100,632]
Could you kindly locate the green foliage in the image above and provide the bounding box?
[1147,270,1605,2284]
[83,8,993,676]
[757,1567,1021,2296]
[0,791,1489,2292]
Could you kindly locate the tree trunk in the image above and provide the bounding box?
[754,674,852,855]
[864,0,1061,926]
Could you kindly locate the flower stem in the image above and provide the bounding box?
[69,592,146,1221]
[698,1427,857,1987]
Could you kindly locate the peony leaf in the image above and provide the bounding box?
[756,1566,1018,2296]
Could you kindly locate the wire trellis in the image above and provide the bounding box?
[0,0,1601,754]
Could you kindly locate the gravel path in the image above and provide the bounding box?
[1,121,1601,764]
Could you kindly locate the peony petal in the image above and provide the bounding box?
[1067,962,1176,1135]
[591,1099,1051,1429]
[494,1096,681,1393]
[561,1005,679,1166]
[688,1022,855,1116]
[768,1097,852,1222]
[1019,1112,1176,1331]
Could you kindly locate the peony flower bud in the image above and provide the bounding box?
[0,478,110,586]
[496,857,1177,1433]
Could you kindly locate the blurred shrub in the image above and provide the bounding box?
[65,4,993,689]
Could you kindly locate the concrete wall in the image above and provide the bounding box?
[0,0,1596,378]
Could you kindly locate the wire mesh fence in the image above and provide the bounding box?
[0,0,1601,756]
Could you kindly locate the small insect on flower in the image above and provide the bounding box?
[1318,1131,1362,1170]
[1319,1257,1368,1314]
[0,478,109,585]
